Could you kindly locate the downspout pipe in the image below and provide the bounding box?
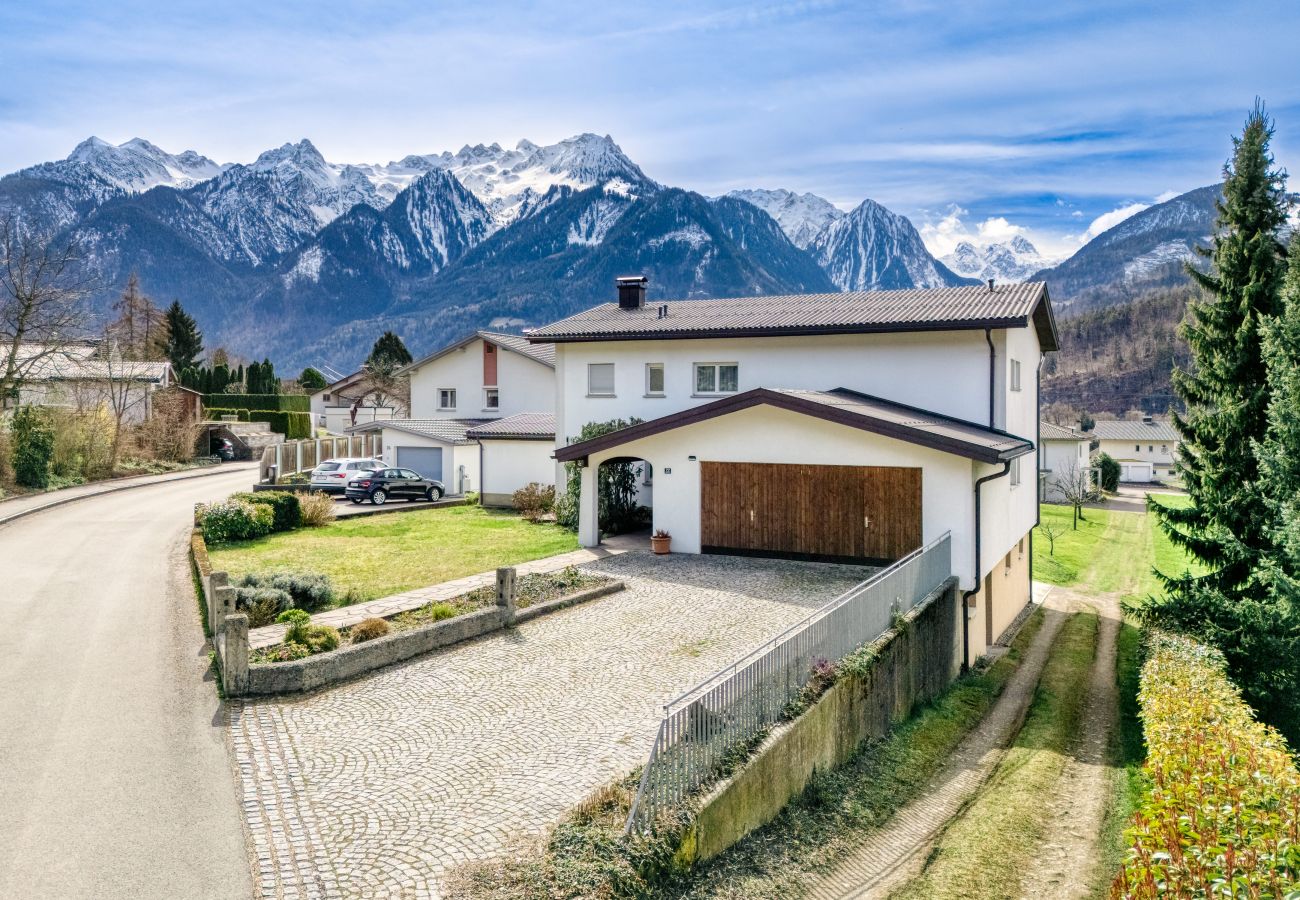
[985,328,996,429]
[961,460,1012,673]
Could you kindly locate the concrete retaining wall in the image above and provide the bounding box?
[677,577,961,865]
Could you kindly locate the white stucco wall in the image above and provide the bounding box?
[377,428,480,492]
[479,439,557,506]
[1095,438,1178,475]
[580,404,979,587]
[1040,438,1091,501]
[408,337,556,420]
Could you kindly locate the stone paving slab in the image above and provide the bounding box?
[247,543,634,649]
[230,552,875,899]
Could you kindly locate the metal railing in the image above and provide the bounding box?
[624,531,953,833]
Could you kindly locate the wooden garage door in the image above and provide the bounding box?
[701,462,922,563]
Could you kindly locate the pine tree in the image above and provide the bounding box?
[299,367,327,391]
[367,331,412,367]
[162,300,203,375]
[1150,104,1289,597]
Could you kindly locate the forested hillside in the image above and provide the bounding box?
[1042,286,1191,416]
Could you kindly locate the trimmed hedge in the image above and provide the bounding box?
[1111,632,1300,898]
[198,499,274,544]
[204,407,312,439]
[231,490,301,532]
[202,394,310,412]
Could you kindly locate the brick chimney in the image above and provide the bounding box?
[616,275,648,310]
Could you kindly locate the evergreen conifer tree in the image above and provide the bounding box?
[162,300,203,375]
[1151,104,1289,597]
[299,367,327,391]
[367,331,412,367]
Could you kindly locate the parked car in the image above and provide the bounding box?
[345,468,445,505]
[210,437,236,461]
[311,457,384,494]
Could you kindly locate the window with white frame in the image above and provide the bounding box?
[588,363,615,396]
[438,388,457,410]
[694,362,739,395]
[1010,456,1022,486]
[484,388,499,410]
[1010,358,1022,392]
[645,363,665,396]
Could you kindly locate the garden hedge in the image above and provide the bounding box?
[1111,631,1300,898]
[202,394,310,412]
[231,490,302,532]
[204,407,312,439]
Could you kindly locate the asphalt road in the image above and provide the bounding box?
[0,466,256,899]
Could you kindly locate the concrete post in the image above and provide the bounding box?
[295,441,303,476]
[222,613,250,697]
[496,566,517,626]
[578,464,600,548]
[206,571,229,632]
[213,584,238,635]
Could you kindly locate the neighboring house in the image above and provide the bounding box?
[531,277,1057,661]
[5,341,174,425]
[1089,416,1180,482]
[349,331,560,502]
[347,418,485,494]
[309,369,396,434]
[1038,420,1093,502]
[466,414,558,507]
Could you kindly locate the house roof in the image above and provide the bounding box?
[465,413,556,440]
[311,369,369,399]
[528,283,1058,351]
[554,388,1034,465]
[18,352,171,383]
[397,330,556,376]
[1040,421,1088,442]
[346,418,489,445]
[1089,419,1180,442]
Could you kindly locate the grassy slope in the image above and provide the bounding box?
[893,611,1100,900]
[207,505,578,603]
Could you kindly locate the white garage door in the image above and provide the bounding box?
[1120,461,1153,482]
[396,446,443,482]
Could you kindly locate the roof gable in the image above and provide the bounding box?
[1089,419,1180,442]
[399,330,556,376]
[529,283,1058,351]
[555,388,1034,465]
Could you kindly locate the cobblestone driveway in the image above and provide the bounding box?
[230,553,874,899]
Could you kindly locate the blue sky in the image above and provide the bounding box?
[3,0,1298,258]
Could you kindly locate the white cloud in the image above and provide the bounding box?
[1081,201,1149,241]
[920,205,1060,258]
[1155,189,1180,203]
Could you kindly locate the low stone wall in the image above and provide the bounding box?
[677,577,961,865]
[247,608,505,695]
[514,582,625,624]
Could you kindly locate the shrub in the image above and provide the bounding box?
[424,602,458,622]
[231,490,302,532]
[259,641,311,663]
[1111,631,1300,898]
[298,491,336,527]
[512,482,557,522]
[238,570,333,611]
[198,499,274,544]
[11,406,55,488]
[350,617,392,643]
[276,608,312,643]
[236,587,293,627]
[1097,452,1121,492]
[303,624,340,653]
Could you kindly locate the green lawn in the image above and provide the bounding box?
[1033,496,1204,602]
[207,505,580,605]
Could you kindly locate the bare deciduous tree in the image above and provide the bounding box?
[1052,460,1098,530]
[1038,521,1064,556]
[356,357,410,415]
[0,217,94,407]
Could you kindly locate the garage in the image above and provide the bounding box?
[1119,460,1153,482]
[396,446,443,481]
[701,461,922,563]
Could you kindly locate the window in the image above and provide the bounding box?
[1005,551,1012,573]
[1148,445,1154,453]
[694,362,739,395]
[1135,444,1141,452]
[1018,537,1025,555]
[588,363,615,396]
[645,363,665,396]
[438,388,457,410]
[484,388,499,410]
[1010,358,1022,392]
[1161,444,1169,454]
[1010,456,1022,486]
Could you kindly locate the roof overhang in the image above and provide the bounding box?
[554,388,1034,466]
[397,330,555,376]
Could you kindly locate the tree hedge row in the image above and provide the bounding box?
[202,394,310,412]
[206,407,313,440]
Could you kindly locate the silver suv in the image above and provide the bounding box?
[310,457,383,494]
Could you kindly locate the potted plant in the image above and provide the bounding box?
[650,529,672,555]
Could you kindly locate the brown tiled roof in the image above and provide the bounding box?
[1039,421,1087,441]
[346,418,488,444]
[466,413,556,440]
[529,283,1057,351]
[554,388,1034,465]
[1089,419,1180,442]
[398,330,555,375]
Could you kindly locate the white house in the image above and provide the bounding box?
[530,277,1058,662]
[1089,416,1179,482]
[346,331,558,500]
[309,369,396,434]
[6,341,174,425]
[1038,420,1093,502]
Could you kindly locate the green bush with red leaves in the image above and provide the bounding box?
[1112,632,1300,899]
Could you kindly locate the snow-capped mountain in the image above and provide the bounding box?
[725,188,846,249]
[1031,185,1219,311]
[44,136,225,193]
[390,133,655,227]
[942,235,1049,283]
[810,198,973,291]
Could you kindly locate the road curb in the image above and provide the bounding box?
[0,464,257,529]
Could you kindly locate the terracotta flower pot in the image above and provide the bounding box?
[650,535,671,555]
